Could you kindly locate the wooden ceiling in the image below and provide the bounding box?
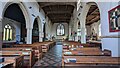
[86,5,100,25]
[38,2,76,23]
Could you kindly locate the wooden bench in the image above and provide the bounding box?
[1,50,36,67]
[63,41,101,48]
[0,51,24,68]
[13,44,42,60]
[2,42,16,48]
[63,50,104,56]
[62,56,120,66]
[102,49,111,56]
[33,41,56,53]
[63,47,105,56]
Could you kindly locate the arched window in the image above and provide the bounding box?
[3,24,13,41]
[57,24,65,36]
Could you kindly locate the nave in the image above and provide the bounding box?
[0,0,120,68]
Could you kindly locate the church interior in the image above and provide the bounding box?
[0,0,120,68]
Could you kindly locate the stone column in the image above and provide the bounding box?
[81,27,86,44]
[26,28,32,44]
[69,26,72,41]
[74,22,78,42]
[39,31,43,42]
[0,17,2,50]
[80,18,86,44]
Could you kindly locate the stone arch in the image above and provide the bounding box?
[85,2,101,39]
[2,1,33,44]
[34,16,43,42]
[36,16,43,32]
[32,16,43,42]
[2,1,31,29]
[77,1,101,44]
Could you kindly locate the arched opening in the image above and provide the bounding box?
[32,18,39,43]
[2,3,27,47]
[85,3,101,48]
[86,3,101,40]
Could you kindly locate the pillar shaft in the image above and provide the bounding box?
[81,27,86,44]
[26,28,32,44]
[39,31,43,42]
[69,26,72,41]
[0,18,2,50]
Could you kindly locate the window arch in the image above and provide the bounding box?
[3,24,13,41]
[57,24,65,36]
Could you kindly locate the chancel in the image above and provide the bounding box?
[0,0,120,68]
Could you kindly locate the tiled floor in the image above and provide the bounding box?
[33,42,63,68]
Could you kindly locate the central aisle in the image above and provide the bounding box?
[33,42,63,68]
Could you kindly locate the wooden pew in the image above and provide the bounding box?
[33,41,56,53]
[63,47,104,56]
[62,56,120,67]
[0,51,24,68]
[1,49,36,67]
[63,41,101,48]
[23,50,35,67]
[13,44,42,59]
[102,49,111,56]
[63,50,104,56]
[2,42,16,48]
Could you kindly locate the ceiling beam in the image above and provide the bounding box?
[89,8,99,15]
[86,16,100,25]
[87,6,98,15]
[50,17,70,19]
[39,2,76,8]
[51,19,70,21]
[52,21,69,23]
[46,11,72,15]
[48,14,71,17]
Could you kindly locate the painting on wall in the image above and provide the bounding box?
[108,5,120,32]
